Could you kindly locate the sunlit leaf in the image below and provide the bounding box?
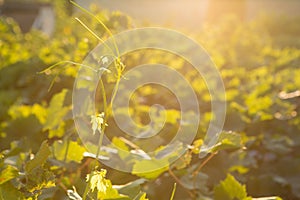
[114,179,147,199]
[172,152,192,170]
[8,104,47,124]
[132,192,149,200]
[90,112,106,135]
[229,165,249,174]
[138,193,149,200]
[0,182,23,199]
[0,165,18,184]
[25,167,55,193]
[214,174,250,200]
[52,140,85,163]
[86,169,128,199]
[87,169,109,193]
[112,137,130,159]
[43,89,70,136]
[201,131,242,154]
[189,139,203,154]
[25,141,51,173]
[132,158,169,179]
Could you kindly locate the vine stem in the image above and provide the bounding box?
[82,180,90,200]
[72,7,122,163]
[169,183,177,200]
[63,138,70,162]
[95,79,108,161]
[39,60,97,74]
[193,152,217,176]
[94,75,120,162]
[38,60,98,91]
[58,182,67,192]
[168,168,194,198]
[70,0,120,57]
[75,17,116,57]
[192,152,217,190]
[95,128,105,161]
[99,79,107,116]
[109,70,122,109]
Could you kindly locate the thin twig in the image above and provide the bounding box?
[63,138,70,162]
[169,183,177,200]
[58,182,68,192]
[95,80,108,161]
[193,152,217,176]
[192,152,217,190]
[75,17,116,57]
[70,0,120,57]
[39,60,97,74]
[168,168,194,198]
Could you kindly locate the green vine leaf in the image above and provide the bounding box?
[0,182,23,199]
[132,159,169,180]
[214,174,250,200]
[43,89,70,138]
[52,140,85,163]
[25,140,51,173]
[114,179,147,199]
[201,131,242,154]
[86,169,129,199]
[136,193,149,200]
[91,112,107,135]
[0,165,18,185]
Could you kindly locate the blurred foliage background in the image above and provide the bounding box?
[0,0,300,199]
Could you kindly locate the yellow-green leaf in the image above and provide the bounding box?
[214,174,249,200]
[0,165,18,185]
[25,141,51,173]
[43,89,70,133]
[53,140,85,163]
[132,159,169,180]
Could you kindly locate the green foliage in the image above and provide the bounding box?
[214,175,283,200]
[25,140,51,173]
[0,182,23,199]
[43,89,70,138]
[132,159,169,180]
[79,169,148,200]
[0,165,18,184]
[214,174,250,200]
[0,2,299,200]
[201,131,242,154]
[91,113,106,135]
[52,140,85,163]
